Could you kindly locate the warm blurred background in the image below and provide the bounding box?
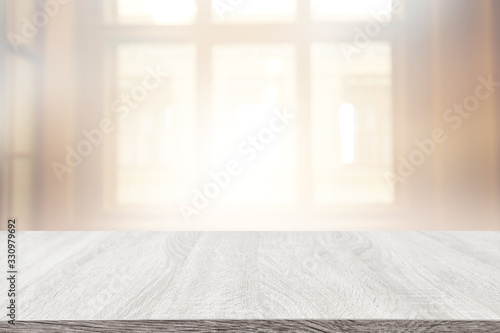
[0,0,499,230]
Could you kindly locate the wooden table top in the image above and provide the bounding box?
[1,231,499,332]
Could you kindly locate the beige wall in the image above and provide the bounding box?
[431,0,499,229]
[40,0,77,229]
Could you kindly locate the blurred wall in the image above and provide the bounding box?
[40,0,77,229]
[431,0,499,229]
[2,0,499,230]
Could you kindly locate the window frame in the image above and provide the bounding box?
[75,0,413,227]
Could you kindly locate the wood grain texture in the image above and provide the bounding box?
[0,231,499,322]
[1,320,500,333]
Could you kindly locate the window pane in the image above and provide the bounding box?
[311,42,393,205]
[114,44,196,206]
[212,44,296,206]
[107,0,196,25]
[311,0,393,21]
[212,0,296,23]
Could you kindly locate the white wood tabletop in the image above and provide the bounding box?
[1,231,499,331]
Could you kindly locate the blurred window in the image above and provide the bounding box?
[212,44,297,206]
[114,44,196,206]
[311,43,393,205]
[99,0,400,213]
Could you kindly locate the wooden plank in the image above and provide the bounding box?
[1,231,499,322]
